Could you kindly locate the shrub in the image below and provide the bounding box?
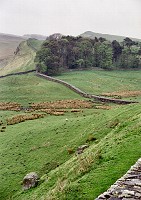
[109,119,119,128]
[86,134,97,142]
[67,148,74,154]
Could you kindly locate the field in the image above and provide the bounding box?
[0,36,141,199]
[0,68,141,200]
[56,70,141,101]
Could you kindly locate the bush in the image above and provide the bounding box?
[86,134,97,142]
[67,148,74,154]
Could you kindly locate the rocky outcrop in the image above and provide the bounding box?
[22,172,39,190]
[96,158,141,199]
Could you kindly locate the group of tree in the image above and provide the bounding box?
[35,33,141,75]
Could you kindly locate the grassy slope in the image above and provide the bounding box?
[0,39,43,75]
[0,40,141,200]
[0,73,81,105]
[9,103,141,200]
[0,69,141,199]
[56,70,141,101]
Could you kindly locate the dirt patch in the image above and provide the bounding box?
[31,100,93,110]
[102,91,141,98]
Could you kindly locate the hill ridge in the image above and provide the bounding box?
[80,31,141,42]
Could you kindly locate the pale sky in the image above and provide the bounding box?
[0,0,141,38]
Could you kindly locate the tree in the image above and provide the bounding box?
[112,40,122,63]
[95,41,113,69]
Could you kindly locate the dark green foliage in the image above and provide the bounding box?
[112,40,122,62]
[35,35,141,75]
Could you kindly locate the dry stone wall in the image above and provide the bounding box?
[96,158,141,199]
[36,72,138,105]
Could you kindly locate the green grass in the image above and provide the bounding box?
[56,70,141,101]
[0,103,140,200]
[0,69,141,200]
[0,73,81,105]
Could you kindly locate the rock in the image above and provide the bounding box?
[22,172,39,190]
[76,144,89,154]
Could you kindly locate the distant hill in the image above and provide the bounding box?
[0,33,24,66]
[0,38,43,75]
[80,31,141,42]
[23,34,47,40]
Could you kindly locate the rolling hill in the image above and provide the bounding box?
[0,31,141,200]
[23,34,47,40]
[80,31,141,42]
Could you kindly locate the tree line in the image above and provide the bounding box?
[35,34,141,75]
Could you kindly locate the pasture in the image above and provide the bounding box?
[0,69,141,199]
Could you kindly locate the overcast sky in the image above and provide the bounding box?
[0,0,141,38]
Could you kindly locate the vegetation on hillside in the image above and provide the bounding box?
[0,39,43,75]
[35,35,141,75]
[0,32,141,200]
[0,70,141,199]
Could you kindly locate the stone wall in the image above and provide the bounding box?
[36,72,138,105]
[0,70,36,79]
[96,158,141,199]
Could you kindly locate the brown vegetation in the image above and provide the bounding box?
[102,90,141,98]
[0,102,21,111]
[31,100,93,110]
[6,113,45,125]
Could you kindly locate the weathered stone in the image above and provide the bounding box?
[76,144,89,154]
[22,172,39,190]
[96,158,141,199]
[119,190,135,198]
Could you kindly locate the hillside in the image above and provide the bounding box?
[0,69,141,200]
[0,38,43,76]
[80,31,141,42]
[0,32,141,200]
[0,33,24,68]
[23,34,47,40]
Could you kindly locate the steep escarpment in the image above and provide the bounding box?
[0,39,43,76]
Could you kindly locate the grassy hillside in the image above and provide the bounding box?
[0,39,43,75]
[0,69,141,199]
[0,29,141,200]
[56,70,141,102]
[80,31,141,42]
[1,101,141,200]
[0,73,81,105]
